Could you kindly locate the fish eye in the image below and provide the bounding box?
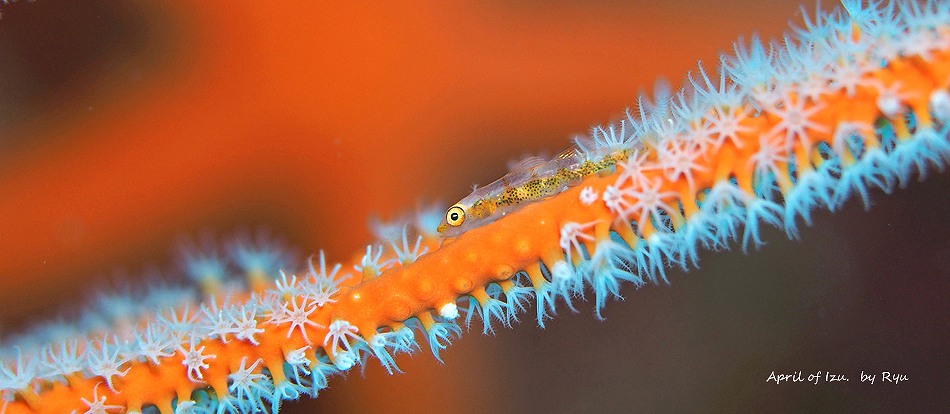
[446,205,465,227]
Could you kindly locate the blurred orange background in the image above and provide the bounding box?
[1,1,947,413]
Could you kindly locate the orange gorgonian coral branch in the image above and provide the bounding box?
[2,1,948,413]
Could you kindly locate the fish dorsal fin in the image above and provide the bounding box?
[505,155,547,176]
[556,147,578,160]
[501,155,548,185]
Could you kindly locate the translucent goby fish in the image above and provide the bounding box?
[437,145,631,238]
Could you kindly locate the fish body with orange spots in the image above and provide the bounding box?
[437,147,631,238]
